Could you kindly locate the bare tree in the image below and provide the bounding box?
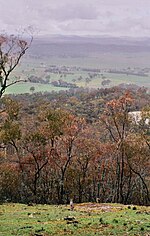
[0,34,32,98]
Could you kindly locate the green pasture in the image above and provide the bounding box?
[5,82,69,95]
[76,73,149,89]
[4,52,150,95]
[5,72,150,95]
[0,203,149,236]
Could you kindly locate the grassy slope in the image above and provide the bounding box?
[0,203,149,236]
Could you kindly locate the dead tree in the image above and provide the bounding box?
[0,34,32,98]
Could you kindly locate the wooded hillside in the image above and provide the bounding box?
[0,87,149,205]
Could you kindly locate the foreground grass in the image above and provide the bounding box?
[0,203,150,236]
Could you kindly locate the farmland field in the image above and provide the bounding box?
[5,36,150,95]
[0,203,150,236]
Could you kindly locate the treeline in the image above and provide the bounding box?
[9,86,149,122]
[0,87,150,205]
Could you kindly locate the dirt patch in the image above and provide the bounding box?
[76,203,124,212]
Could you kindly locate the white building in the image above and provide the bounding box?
[128,111,149,125]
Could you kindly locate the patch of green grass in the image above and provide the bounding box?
[5,82,69,95]
[0,203,150,236]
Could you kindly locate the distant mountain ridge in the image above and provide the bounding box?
[33,35,150,46]
[28,35,150,58]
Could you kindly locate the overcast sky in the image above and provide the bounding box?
[0,0,150,37]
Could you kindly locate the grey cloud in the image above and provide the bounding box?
[39,3,99,21]
[0,0,150,37]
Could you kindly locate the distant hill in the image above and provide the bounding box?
[28,35,150,58]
